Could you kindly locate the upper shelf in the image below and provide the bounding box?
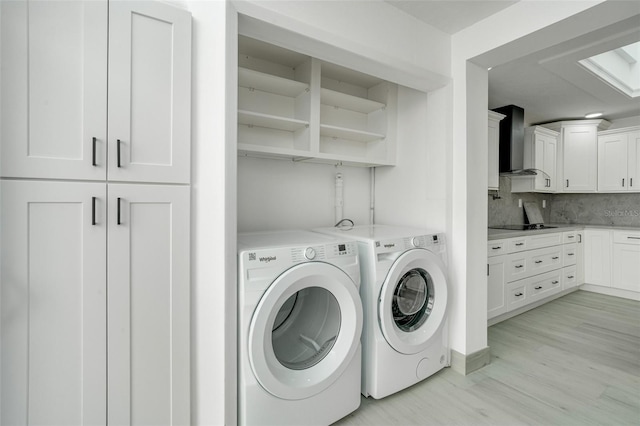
[320,88,385,114]
[320,124,385,142]
[238,110,309,132]
[239,67,309,98]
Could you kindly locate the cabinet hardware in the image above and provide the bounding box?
[568,253,575,256]
[551,280,559,284]
[622,178,625,187]
[515,292,523,297]
[92,197,97,225]
[487,264,489,276]
[566,179,569,188]
[492,246,501,250]
[92,137,97,166]
[515,243,524,246]
[535,260,543,264]
[578,234,582,243]
[552,256,559,260]
[117,197,122,225]
[534,286,543,290]
[568,235,575,239]
[568,275,574,279]
[515,265,524,269]
[628,236,640,240]
[117,139,122,167]
[631,178,634,187]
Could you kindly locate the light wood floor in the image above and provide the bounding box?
[334,290,640,425]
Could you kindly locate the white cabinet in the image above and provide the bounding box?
[488,111,505,190]
[584,229,612,287]
[543,120,610,193]
[237,36,397,167]
[598,127,640,192]
[1,0,191,183]
[512,126,559,192]
[0,2,191,424]
[612,231,640,293]
[1,181,107,426]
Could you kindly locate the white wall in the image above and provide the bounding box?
[238,158,371,231]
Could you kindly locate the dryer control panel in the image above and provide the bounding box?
[375,233,445,255]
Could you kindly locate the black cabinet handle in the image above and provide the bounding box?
[117,197,122,225]
[534,286,543,290]
[515,292,523,297]
[631,178,633,187]
[535,260,543,264]
[515,265,524,269]
[551,280,559,284]
[568,253,575,256]
[117,139,122,168]
[568,275,574,279]
[566,179,569,188]
[492,246,502,250]
[568,235,575,239]
[92,137,97,166]
[622,178,625,187]
[552,256,559,260]
[515,243,524,246]
[92,197,97,225]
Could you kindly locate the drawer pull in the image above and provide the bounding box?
[535,260,543,264]
[515,292,523,297]
[515,265,524,269]
[567,235,575,239]
[492,246,502,250]
[515,243,524,246]
[551,280,559,284]
[567,275,574,279]
[552,256,559,260]
[567,253,575,256]
[534,286,543,290]
[628,236,640,240]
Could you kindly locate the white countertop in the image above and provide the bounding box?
[488,224,640,240]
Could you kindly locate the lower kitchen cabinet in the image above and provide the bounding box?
[612,230,640,293]
[584,229,612,287]
[487,255,508,318]
[1,180,190,425]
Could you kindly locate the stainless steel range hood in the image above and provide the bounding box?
[491,105,538,178]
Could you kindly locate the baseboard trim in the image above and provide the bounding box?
[450,347,491,375]
[580,284,640,301]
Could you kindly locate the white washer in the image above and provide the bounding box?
[237,230,363,425]
[313,225,450,399]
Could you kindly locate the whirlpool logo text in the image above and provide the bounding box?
[259,256,277,263]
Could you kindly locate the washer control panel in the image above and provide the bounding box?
[375,233,445,254]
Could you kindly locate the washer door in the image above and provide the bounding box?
[249,262,363,400]
[378,248,448,355]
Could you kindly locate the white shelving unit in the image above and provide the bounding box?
[237,35,397,167]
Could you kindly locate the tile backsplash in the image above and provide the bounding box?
[488,176,640,227]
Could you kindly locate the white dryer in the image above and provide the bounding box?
[237,230,363,425]
[313,225,449,399]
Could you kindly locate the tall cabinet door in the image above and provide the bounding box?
[107,184,190,425]
[628,131,640,191]
[562,125,598,192]
[1,180,107,425]
[0,0,107,180]
[598,132,628,192]
[108,1,192,184]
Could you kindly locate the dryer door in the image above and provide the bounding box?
[248,262,363,400]
[378,248,448,355]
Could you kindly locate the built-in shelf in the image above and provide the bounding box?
[238,110,309,132]
[238,67,309,98]
[320,124,385,142]
[320,88,385,113]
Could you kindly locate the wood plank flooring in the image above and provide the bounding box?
[334,290,640,425]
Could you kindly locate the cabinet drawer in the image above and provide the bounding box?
[506,282,528,311]
[563,231,578,244]
[527,232,563,250]
[563,266,577,290]
[528,246,563,276]
[613,230,640,245]
[528,270,562,303]
[488,239,508,257]
[508,238,528,252]
[563,243,577,266]
[507,254,528,281]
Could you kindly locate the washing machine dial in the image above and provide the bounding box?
[304,247,316,260]
[411,237,422,247]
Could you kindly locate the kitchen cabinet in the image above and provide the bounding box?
[0,2,191,424]
[597,127,640,192]
[487,230,580,322]
[488,111,506,191]
[612,230,640,293]
[1,0,191,183]
[511,126,559,193]
[543,120,610,193]
[584,229,612,287]
[237,35,397,166]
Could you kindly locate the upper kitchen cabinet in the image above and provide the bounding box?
[597,126,640,192]
[237,36,397,167]
[488,111,505,191]
[542,119,610,193]
[1,0,191,184]
[511,126,559,193]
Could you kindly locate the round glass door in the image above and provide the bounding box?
[392,268,434,332]
[379,249,448,355]
[249,262,363,400]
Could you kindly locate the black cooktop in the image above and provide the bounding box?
[489,224,557,231]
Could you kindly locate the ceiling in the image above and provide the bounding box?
[384,0,640,125]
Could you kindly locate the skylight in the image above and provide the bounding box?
[579,41,640,98]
